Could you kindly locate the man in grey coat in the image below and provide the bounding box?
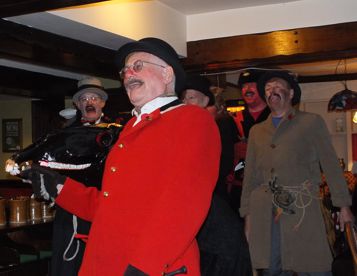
[240,70,354,275]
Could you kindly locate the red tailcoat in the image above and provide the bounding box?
[56,104,221,275]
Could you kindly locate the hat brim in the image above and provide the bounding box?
[59,108,77,119]
[257,71,301,106]
[237,69,266,89]
[115,38,186,94]
[73,88,108,103]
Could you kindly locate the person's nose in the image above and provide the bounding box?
[265,89,273,98]
[123,67,136,80]
[266,86,277,95]
[87,98,96,103]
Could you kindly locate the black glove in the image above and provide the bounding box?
[20,164,66,201]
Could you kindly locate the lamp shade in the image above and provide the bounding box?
[328,88,357,111]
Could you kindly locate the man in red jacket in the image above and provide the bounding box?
[230,69,271,212]
[21,37,221,276]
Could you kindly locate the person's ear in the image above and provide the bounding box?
[202,95,209,107]
[162,66,174,84]
[99,100,106,109]
[289,89,294,100]
[180,90,187,102]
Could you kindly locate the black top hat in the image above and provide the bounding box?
[257,70,301,106]
[237,69,266,89]
[115,37,186,94]
[184,75,215,106]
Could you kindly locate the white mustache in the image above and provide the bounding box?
[125,77,143,87]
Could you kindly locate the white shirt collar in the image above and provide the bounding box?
[132,96,178,126]
[82,113,104,126]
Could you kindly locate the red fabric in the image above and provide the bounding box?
[57,178,100,222]
[75,234,89,243]
[233,111,244,138]
[56,104,221,276]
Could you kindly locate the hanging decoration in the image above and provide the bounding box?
[327,85,357,111]
[328,59,357,112]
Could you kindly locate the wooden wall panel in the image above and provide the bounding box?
[184,22,357,78]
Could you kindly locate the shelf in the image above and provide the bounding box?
[0,253,51,276]
[0,220,53,235]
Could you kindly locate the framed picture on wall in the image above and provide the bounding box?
[2,119,22,152]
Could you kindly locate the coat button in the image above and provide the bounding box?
[145,116,152,121]
[270,144,276,148]
[118,143,124,149]
[103,191,109,197]
[110,166,117,172]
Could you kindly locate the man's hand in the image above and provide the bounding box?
[5,159,20,176]
[20,164,66,201]
[338,206,355,232]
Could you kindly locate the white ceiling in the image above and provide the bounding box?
[158,0,300,14]
[3,0,356,82]
[7,0,302,52]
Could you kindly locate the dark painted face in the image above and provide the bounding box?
[10,125,121,188]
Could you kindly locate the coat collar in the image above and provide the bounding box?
[159,99,182,112]
[120,99,183,139]
[265,106,298,130]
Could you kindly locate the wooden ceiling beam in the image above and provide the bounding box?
[0,19,118,80]
[0,0,109,18]
[298,72,357,83]
[184,22,357,76]
[0,65,77,99]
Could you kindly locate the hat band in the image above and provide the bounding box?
[77,84,104,91]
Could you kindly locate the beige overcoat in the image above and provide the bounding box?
[240,108,351,272]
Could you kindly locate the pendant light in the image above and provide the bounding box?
[328,59,357,112]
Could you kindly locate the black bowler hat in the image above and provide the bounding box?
[257,70,301,106]
[115,37,186,94]
[184,75,215,106]
[237,69,265,89]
